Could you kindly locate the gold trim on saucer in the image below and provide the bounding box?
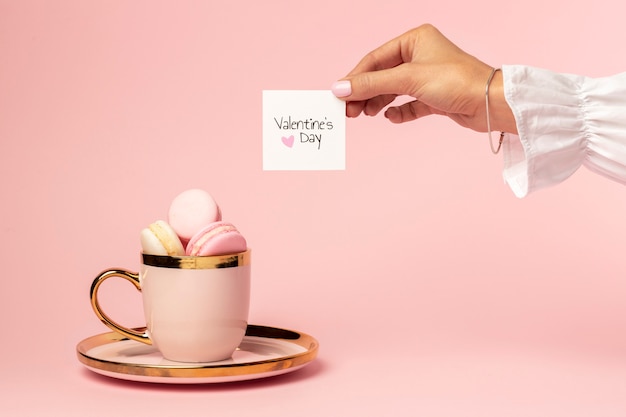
[142,249,250,269]
[76,324,318,382]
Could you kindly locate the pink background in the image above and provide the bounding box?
[3,0,626,415]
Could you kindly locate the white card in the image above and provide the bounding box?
[262,90,346,171]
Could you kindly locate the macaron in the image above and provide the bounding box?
[185,221,247,256]
[168,189,222,243]
[140,220,186,256]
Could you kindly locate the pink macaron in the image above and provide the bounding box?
[168,189,222,243]
[185,221,247,256]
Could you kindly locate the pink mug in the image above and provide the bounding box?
[90,250,251,362]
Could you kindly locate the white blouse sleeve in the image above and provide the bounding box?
[501,65,626,198]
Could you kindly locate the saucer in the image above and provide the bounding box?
[77,325,319,384]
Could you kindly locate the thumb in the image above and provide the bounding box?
[332,65,417,101]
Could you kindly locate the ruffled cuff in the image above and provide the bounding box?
[501,65,587,198]
[502,65,626,198]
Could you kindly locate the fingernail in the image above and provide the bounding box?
[331,80,351,98]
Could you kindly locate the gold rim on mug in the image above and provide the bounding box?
[142,249,250,269]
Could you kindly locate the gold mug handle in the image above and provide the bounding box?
[90,269,152,345]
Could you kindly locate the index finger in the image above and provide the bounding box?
[346,32,408,77]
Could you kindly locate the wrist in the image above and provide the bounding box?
[488,70,518,135]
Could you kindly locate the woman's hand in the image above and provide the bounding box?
[332,24,517,134]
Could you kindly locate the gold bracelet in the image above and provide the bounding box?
[485,67,505,154]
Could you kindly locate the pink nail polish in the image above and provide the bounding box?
[331,80,351,98]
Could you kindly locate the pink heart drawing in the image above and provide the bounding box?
[281,135,294,148]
